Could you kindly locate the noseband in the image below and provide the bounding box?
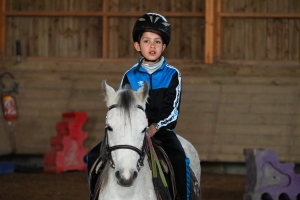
[105,104,147,171]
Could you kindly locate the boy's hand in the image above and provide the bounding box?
[147,124,157,137]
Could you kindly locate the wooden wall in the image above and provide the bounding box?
[0,61,124,155]
[1,0,299,63]
[6,17,103,58]
[221,0,300,62]
[0,0,300,163]
[1,61,299,164]
[3,0,205,60]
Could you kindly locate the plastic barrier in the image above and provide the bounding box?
[244,148,300,200]
[43,112,88,173]
[0,162,14,174]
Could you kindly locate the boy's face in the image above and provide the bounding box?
[134,31,166,64]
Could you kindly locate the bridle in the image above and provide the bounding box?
[104,104,147,172]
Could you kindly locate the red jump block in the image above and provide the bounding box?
[44,112,88,173]
[44,137,87,172]
[244,148,300,200]
[56,112,88,142]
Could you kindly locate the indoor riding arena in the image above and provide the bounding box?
[1,0,300,200]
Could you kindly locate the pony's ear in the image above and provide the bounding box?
[136,81,149,103]
[102,80,116,105]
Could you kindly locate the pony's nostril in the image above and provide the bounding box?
[132,171,138,180]
[115,170,121,180]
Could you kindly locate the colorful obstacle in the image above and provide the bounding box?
[0,162,14,174]
[244,148,300,200]
[43,112,88,173]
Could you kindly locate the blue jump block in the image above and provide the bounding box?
[0,162,15,174]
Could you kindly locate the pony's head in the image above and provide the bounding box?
[101,80,148,187]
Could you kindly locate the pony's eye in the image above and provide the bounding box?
[106,125,113,132]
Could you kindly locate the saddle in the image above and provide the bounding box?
[87,139,201,200]
[149,138,201,200]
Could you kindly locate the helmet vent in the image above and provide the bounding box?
[148,15,160,24]
[161,22,170,27]
[154,17,159,23]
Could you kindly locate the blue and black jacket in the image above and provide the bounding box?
[120,58,182,131]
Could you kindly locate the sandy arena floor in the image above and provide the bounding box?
[0,171,246,200]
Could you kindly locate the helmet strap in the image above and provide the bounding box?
[134,57,144,73]
[133,54,162,74]
[143,55,162,63]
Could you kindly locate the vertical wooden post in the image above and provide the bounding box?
[0,0,5,58]
[102,0,108,58]
[204,0,214,64]
[215,0,222,61]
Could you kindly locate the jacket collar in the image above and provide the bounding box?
[134,57,167,73]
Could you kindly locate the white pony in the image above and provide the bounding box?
[97,81,201,200]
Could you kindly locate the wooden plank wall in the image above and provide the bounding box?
[179,75,300,162]
[4,0,205,60]
[2,0,300,63]
[221,0,300,61]
[0,0,5,58]
[4,0,104,58]
[5,0,103,11]
[0,0,300,163]
[0,61,125,155]
[6,17,102,58]
[1,61,300,164]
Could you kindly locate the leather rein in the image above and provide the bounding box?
[104,104,147,171]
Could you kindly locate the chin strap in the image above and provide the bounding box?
[134,53,162,74]
[133,57,144,73]
[144,55,162,63]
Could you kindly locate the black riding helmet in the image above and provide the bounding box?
[132,13,171,46]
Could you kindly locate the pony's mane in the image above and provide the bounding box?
[116,85,136,117]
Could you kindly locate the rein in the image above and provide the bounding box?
[105,104,146,171]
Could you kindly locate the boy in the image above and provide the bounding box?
[120,13,187,200]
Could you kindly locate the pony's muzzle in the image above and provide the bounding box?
[115,169,138,187]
